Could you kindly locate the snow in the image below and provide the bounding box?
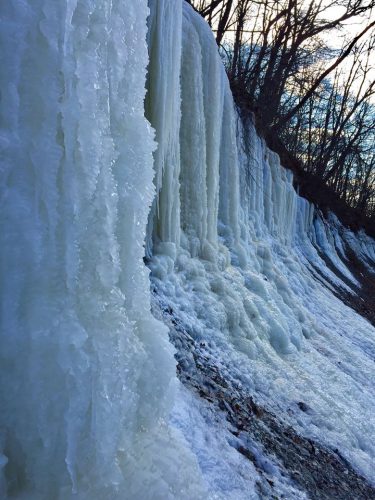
[171,385,308,500]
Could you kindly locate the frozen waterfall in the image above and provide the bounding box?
[1,0,374,499]
[0,1,204,498]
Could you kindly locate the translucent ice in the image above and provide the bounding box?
[0,1,205,498]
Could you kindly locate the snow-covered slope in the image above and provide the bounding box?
[0,0,374,498]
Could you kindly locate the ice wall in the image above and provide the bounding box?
[146,0,374,292]
[146,1,321,264]
[0,1,204,499]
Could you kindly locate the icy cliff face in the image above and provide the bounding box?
[0,0,374,498]
[0,1,204,499]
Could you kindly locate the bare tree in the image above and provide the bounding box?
[188,0,375,219]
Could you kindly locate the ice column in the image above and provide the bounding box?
[0,1,203,498]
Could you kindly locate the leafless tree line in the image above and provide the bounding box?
[187,0,375,219]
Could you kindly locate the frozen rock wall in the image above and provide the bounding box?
[0,0,374,498]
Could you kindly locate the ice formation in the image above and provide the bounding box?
[0,0,374,498]
[0,1,205,498]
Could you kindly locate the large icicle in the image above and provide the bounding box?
[145,0,182,254]
[0,1,205,499]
